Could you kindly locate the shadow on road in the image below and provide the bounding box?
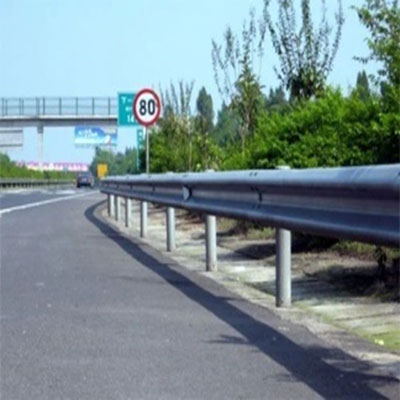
[85,201,397,399]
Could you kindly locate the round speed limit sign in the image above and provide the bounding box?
[133,88,161,127]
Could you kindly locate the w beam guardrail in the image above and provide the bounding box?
[0,178,74,188]
[100,164,400,307]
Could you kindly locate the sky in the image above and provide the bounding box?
[0,0,376,164]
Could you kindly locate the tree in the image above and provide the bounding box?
[196,87,214,133]
[231,63,265,153]
[159,81,196,170]
[355,70,371,101]
[265,86,288,111]
[212,103,241,146]
[212,8,266,155]
[263,0,344,100]
[90,147,139,176]
[211,8,266,104]
[354,0,400,110]
[193,87,215,170]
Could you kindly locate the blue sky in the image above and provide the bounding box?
[1,0,375,164]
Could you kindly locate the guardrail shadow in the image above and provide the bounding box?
[85,201,397,399]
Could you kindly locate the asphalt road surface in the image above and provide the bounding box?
[1,190,398,399]
[0,186,91,210]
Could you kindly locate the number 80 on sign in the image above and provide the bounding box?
[133,88,162,127]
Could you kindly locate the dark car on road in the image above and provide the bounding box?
[76,172,94,188]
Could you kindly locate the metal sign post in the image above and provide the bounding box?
[145,126,149,174]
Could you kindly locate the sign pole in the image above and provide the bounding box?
[145,126,149,174]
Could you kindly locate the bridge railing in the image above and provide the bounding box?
[0,97,117,117]
[100,164,400,307]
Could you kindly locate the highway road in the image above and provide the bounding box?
[0,190,398,399]
[0,186,93,211]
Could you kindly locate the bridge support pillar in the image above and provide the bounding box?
[140,201,148,238]
[37,126,44,171]
[125,197,132,228]
[205,215,217,271]
[166,207,175,252]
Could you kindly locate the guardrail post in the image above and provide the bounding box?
[204,169,217,271]
[125,197,132,228]
[115,196,121,222]
[275,166,292,308]
[166,207,176,251]
[107,194,112,216]
[205,215,217,271]
[276,228,291,307]
[109,194,115,217]
[140,201,148,238]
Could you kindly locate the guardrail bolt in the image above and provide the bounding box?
[140,201,148,238]
[125,197,132,228]
[166,207,176,252]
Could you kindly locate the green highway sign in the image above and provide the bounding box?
[118,92,139,126]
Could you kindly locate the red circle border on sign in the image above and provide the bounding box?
[133,88,162,127]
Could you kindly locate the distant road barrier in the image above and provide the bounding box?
[100,164,400,307]
[0,178,74,188]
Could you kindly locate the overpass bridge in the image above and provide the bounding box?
[0,97,117,127]
[0,97,118,170]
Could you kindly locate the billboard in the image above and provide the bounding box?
[0,128,23,149]
[74,126,117,147]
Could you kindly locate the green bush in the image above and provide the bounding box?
[241,88,399,169]
[0,154,75,180]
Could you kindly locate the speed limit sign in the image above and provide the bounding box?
[133,88,161,127]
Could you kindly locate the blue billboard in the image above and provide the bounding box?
[74,126,117,147]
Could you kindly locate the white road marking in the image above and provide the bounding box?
[0,191,96,215]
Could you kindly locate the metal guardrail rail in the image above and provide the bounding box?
[100,165,400,248]
[0,178,74,188]
[0,97,117,117]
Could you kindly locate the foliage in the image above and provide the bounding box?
[151,86,221,173]
[231,63,265,154]
[354,0,400,111]
[159,81,196,171]
[244,88,399,169]
[193,87,218,170]
[263,0,344,100]
[211,8,266,104]
[89,147,139,177]
[195,87,214,134]
[212,103,241,146]
[355,70,371,101]
[0,153,75,179]
[212,9,266,156]
[265,85,288,112]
